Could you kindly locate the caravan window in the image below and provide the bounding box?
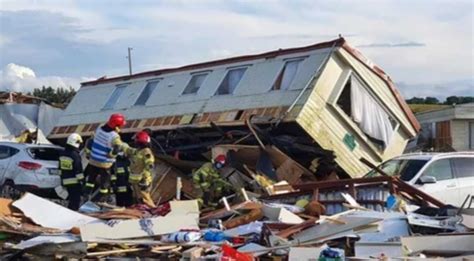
[215,68,247,95]
[103,84,128,110]
[182,73,208,95]
[336,75,397,149]
[272,59,303,91]
[135,80,159,106]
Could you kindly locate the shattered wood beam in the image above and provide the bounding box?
[246,119,265,149]
[359,157,389,177]
[276,218,317,238]
[86,248,147,257]
[393,178,445,207]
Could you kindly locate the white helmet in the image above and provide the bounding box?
[66,133,83,148]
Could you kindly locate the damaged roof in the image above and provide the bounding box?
[51,38,419,141]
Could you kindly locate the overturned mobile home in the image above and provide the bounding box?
[49,38,420,177]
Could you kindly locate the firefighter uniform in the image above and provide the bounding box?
[111,155,133,207]
[83,114,128,202]
[59,134,84,210]
[125,146,155,207]
[192,162,228,208]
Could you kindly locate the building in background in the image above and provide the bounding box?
[0,92,63,143]
[416,103,474,151]
[49,38,419,177]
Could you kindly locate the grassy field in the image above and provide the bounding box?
[408,104,450,114]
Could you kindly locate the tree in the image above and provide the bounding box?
[444,96,474,105]
[28,86,76,105]
[406,97,425,104]
[424,97,439,104]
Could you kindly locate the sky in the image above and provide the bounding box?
[0,0,472,99]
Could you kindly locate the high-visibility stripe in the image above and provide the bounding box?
[145,159,154,165]
[129,173,142,180]
[117,186,127,192]
[117,167,125,173]
[62,177,78,185]
[85,183,95,188]
[90,127,118,164]
[99,188,108,194]
[76,173,84,180]
[111,175,117,181]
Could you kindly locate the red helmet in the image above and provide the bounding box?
[107,113,126,129]
[214,154,226,165]
[135,131,151,145]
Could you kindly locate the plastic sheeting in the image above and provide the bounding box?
[350,77,394,147]
[0,102,62,143]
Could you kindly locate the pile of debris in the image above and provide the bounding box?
[0,175,472,259]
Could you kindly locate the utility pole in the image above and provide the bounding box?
[127,47,133,75]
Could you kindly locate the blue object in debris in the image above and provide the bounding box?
[139,218,154,236]
[386,194,397,209]
[320,248,342,259]
[203,230,228,242]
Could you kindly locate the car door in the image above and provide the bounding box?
[418,158,459,206]
[0,145,19,183]
[451,157,474,206]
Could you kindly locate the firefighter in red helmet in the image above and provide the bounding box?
[83,113,129,202]
[192,154,230,209]
[123,130,156,207]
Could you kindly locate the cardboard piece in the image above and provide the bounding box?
[13,193,98,230]
[0,198,17,216]
[263,205,303,224]
[169,199,200,215]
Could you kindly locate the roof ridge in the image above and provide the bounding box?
[81,37,345,87]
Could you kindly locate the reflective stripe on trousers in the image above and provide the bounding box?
[116,186,127,193]
[62,177,78,185]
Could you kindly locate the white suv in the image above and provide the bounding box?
[365,152,474,207]
[0,142,63,198]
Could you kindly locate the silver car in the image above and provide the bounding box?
[0,142,63,198]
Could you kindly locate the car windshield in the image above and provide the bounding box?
[365,159,429,181]
[28,147,61,161]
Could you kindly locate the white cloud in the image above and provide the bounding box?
[0,63,92,92]
[0,0,472,98]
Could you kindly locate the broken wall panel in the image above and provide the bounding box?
[150,162,199,203]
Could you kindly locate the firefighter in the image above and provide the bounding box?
[125,131,156,207]
[192,154,230,209]
[111,153,133,207]
[83,113,128,202]
[58,133,84,210]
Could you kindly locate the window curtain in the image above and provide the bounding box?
[350,76,394,147]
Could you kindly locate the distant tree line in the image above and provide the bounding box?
[27,86,76,105]
[406,96,474,105]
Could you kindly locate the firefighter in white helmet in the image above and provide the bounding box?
[58,133,84,210]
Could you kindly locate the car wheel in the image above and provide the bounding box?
[0,183,22,199]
